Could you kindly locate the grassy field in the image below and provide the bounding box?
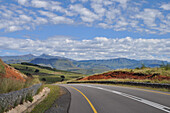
[112,67,170,77]
[10,63,86,84]
[31,85,60,113]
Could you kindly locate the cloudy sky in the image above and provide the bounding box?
[0,0,170,61]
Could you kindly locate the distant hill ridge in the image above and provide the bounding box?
[0,54,169,75]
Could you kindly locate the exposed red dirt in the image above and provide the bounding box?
[80,71,170,81]
[0,59,26,81]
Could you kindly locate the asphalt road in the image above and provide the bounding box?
[60,84,170,113]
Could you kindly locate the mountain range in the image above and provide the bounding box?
[0,54,168,75]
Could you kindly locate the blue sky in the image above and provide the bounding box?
[0,0,170,61]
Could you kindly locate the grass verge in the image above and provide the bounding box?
[31,85,60,113]
[0,77,40,94]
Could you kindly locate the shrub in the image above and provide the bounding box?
[141,64,146,69]
[35,69,39,73]
[26,94,33,103]
[36,83,44,95]
[41,78,46,81]
[135,67,140,69]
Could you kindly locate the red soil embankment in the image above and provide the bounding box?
[80,71,170,81]
[0,59,26,81]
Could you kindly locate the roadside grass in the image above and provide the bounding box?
[0,77,40,94]
[31,85,60,113]
[112,67,170,77]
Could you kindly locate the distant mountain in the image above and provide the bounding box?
[76,58,140,69]
[0,54,68,64]
[0,54,169,75]
[29,57,168,75]
[76,58,168,69]
[0,54,36,64]
[30,58,77,70]
[38,54,68,60]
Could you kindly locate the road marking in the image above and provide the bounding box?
[107,85,170,96]
[69,86,98,113]
[78,84,170,113]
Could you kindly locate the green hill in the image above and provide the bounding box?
[10,63,86,83]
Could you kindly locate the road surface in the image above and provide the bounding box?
[59,84,170,113]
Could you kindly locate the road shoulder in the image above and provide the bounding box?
[45,86,71,113]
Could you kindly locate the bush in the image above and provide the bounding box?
[135,67,140,69]
[141,64,146,69]
[26,94,33,103]
[35,69,39,73]
[160,63,170,70]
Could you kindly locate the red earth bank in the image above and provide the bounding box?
[0,59,26,81]
[80,71,170,81]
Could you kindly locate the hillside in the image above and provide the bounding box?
[10,63,86,83]
[30,58,77,70]
[0,59,26,81]
[79,66,170,84]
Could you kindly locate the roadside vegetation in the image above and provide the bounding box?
[114,67,170,77]
[68,64,170,92]
[31,85,60,113]
[0,77,40,94]
[0,59,40,94]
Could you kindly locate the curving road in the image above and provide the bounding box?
[59,84,170,113]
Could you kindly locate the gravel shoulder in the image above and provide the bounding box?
[45,86,71,113]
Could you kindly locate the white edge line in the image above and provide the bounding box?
[75,84,170,113]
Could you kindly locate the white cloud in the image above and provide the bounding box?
[6,26,22,32]
[31,0,48,8]
[135,9,163,27]
[0,36,169,61]
[70,4,100,23]
[160,3,170,10]
[17,0,28,5]
[0,0,169,34]
[39,10,74,24]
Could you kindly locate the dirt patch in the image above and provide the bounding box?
[80,71,170,81]
[0,59,26,81]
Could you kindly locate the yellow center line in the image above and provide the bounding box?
[110,85,170,96]
[69,86,98,113]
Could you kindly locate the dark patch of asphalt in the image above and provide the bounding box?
[45,86,71,113]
